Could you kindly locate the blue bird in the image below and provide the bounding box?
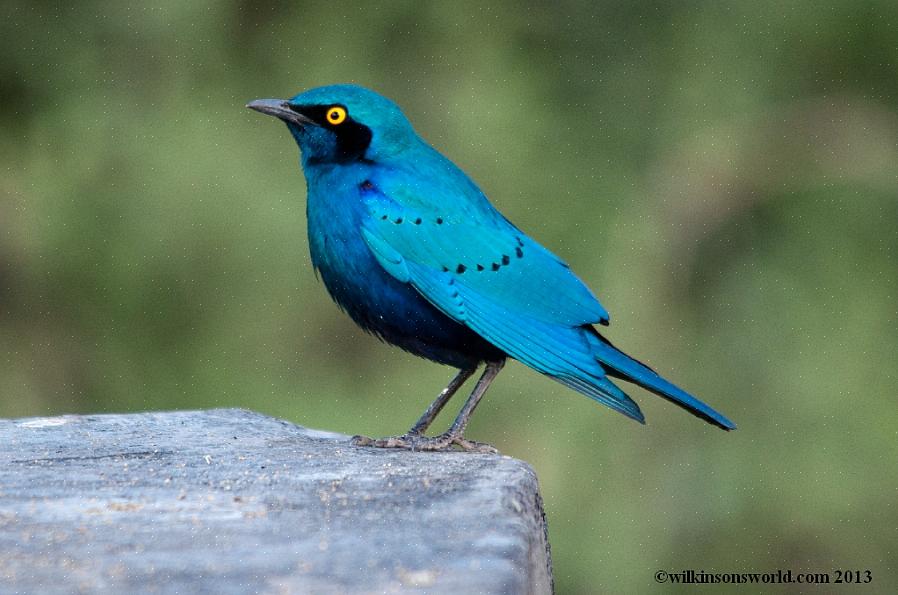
[248,84,735,452]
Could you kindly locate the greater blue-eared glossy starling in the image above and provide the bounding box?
[247,85,735,452]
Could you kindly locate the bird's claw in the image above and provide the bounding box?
[449,436,499,454]
[350,432,498,454]
[350,434,416,449]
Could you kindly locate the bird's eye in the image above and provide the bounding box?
[326,106,347,125]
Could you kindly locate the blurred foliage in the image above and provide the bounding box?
[2,1,897,592]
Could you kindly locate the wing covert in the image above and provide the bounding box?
[361,187,609,328]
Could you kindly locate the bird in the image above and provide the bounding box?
[247,84,735,452]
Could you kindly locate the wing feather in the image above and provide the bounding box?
[362,188,609,328]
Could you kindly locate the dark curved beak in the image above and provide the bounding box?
[246,99,315,127]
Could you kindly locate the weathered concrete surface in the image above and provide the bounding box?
[0,409,552,594]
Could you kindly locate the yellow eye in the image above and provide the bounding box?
[326,106,347,125]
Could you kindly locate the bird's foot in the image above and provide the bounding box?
[350,433,418,449]
[449,436,499,454]
[350,432,498,454]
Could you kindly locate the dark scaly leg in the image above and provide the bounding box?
[407,366,477,435]
[351,366,476,448]
[441,359,505,452]
[352,359,505,454]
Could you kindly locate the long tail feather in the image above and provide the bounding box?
[586,330,736,430]
[555,374,645,424]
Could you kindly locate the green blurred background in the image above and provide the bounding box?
[2,1,896,591]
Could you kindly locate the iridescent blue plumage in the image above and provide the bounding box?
[248,84,735,450]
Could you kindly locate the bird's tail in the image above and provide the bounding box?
[572,329,736,430]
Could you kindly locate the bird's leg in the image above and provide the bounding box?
[437,359,505,452]
[351,359,505,454]
[351,366,476,448]
[406,366,477,436]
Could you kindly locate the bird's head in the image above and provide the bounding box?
[247,84,417,166]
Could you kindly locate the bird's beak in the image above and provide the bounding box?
[246,99,316,127]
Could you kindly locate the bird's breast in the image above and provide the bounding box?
[301,168,500,367]
[304,170,420,328]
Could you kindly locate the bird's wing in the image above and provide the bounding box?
[361,182,609,325]
[360,183,621,378]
